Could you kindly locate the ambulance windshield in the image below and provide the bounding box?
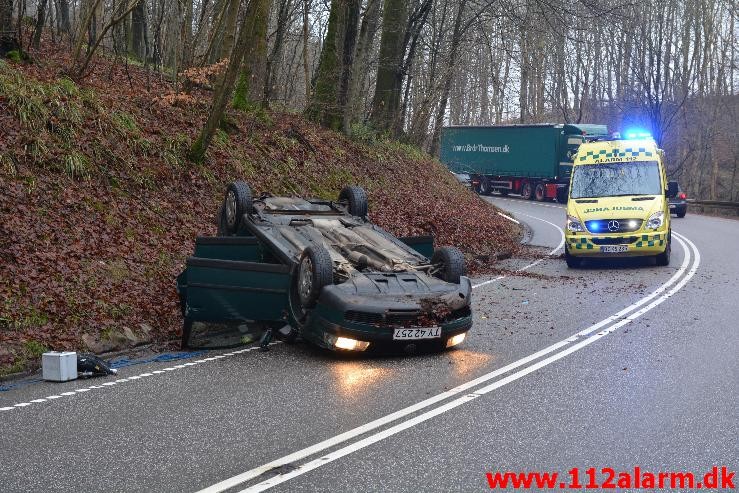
[570,161,662,199]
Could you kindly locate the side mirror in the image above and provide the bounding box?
[666,181,678,198]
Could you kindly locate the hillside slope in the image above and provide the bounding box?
[0,46,520,375]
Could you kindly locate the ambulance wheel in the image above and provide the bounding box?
[565,249,582,268]
[556,187,568,204]
[534,183,546,201]
[655,235,671,266]
[521,181,533,200]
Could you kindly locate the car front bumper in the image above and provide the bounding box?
[303,307,473,352]
[565,231,669,257]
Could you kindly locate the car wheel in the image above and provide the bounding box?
[297,245,334,308]
[534,183,546,201]
[431,247,466,284]
[338,186,368,218]
[521,181,533,200]
[224,181,253,235]
[478,176,490,196]
[565,249,582,268]
[677,208,686,218]
[655,234,671,266]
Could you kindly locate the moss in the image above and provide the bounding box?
[5,50,22,62]
[232,73,251,110]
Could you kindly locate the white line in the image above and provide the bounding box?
[198,235,696,493]
[472,211,564,289]
[237,235,700,492]
[496,211,520,224]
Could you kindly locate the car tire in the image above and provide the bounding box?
[521,181,533,200]
[224,181,253,235]
[297,245,334,308]
[535,183,546,201]
[338,186,368,218]
[655,234,671,266]
[431,247,466,284]
[565,249,582,268]
[478,176,490,196]
[677,208,686,218]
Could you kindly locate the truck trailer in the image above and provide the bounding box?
[440,124,608,203]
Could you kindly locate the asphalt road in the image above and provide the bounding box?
[1,197,737,492]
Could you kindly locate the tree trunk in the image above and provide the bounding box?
[180,0,194,69]
[302,0,311,102]
[219,0,240,60]
[305,0,361,131]
[264,0,293,106]
[57,0,70,35]
[231,0,272,107]
[130,0,146,60]
[369,0,410,133]
[429,0,465,156]
[32,0,48,49]
[344,0,381,128]
[189,9,258,162]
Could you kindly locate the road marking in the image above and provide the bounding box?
[490,196,565,209]
[496,211,520,224]
[472,211,564,289]
[199,235,698,493]
[0,344,279,413]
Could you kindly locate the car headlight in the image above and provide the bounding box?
[646,211,665,230]
[567,215,585,232]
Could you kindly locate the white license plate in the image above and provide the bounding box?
[669,204,676,209]
[393,327,441,340]
[600,245,628,253]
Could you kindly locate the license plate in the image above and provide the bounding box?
[393,327,441,340]
[600,245,628,253]
[669,204,676,209]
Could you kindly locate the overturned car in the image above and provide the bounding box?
[176,182,473,352]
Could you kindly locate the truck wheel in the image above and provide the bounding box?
[655,234,671,266]
[338,186,368,218]
[223,181,253,235]
[534,183,546,201]
[478,176,491,196]
[431,247,466,284]
[565,249,582,268]
[500,189,509,196]
[521,181,534,200]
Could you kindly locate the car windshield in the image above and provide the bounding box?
[570,161,662,199]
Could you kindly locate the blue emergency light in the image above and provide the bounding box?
[624,129,652,139]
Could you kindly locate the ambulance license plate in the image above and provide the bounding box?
[601,245,628,253]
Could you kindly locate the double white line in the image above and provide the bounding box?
[198,231,700,493]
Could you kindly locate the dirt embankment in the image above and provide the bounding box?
[0,46,520,375]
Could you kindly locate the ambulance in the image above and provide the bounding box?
[564,133,678,268]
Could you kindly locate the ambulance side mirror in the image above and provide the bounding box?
[666,181,678,198]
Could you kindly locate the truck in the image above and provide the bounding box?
[439,123,609,203]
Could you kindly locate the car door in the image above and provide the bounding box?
[177,236,291,324]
